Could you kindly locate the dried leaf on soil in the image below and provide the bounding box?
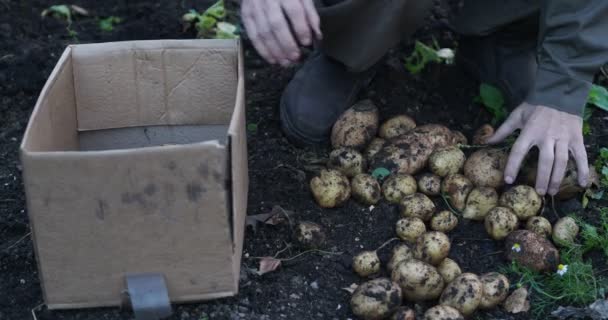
[257,257,281,275]
[245,205,292,231]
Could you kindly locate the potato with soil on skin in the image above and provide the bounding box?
[552,216,579,247]
[400,193,436,221]
[439,273,484,316]
[396,217,427,242]
[523,159,600,200]
[472,124,494,145]
[387,244,414,272]
[479,272,510,309]
[437,258,462,284]
[390,307,415,320]
[364,137,386,160]
[353,250,381,277]
[414,231,451,266]
[441,174,474,211]
[350,278,402,320]
[526,216,552,237]
[499,185,542,221]
[452,131,468,146]
[331,99,379,150]
[424,305,464,320]
[430,210,459,233]
[464,148,508,188]
[429,146,466,177]
[505,230,560,272]
[383,174,417,204]
[484,207,519,240]
[391,259,445,301]
[379,115,417,139]
[328,147,366,178]
[418,173,442,196]
[293,221,326,249]
[351,174,382,205]
[310,169,351,208]
[462,187,499,221]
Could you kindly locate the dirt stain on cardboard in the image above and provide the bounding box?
[186,183,206,202]
[96,200,108,220]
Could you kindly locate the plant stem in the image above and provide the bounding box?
[375,238,399,252]
[250,249,342,261]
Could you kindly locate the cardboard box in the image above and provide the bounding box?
[20,39,248,309]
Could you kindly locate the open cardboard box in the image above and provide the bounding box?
[19,39,248,309]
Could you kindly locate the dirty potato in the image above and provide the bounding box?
[331,100,379,150]
[479,272,510,309]
[552,217,579,247]
[505,230,560,272]
[353,251,381,277]
[391,307,415,320]
[462,187,499,221]
[472,124,494,145]
[424,305,464,320]
[418,173,442,196]
[439,273,483,316]
[364,137,386,160]
[328,147,366,177]
[383,174,417,204]
[387,244,414,272]
[379,115,417,139]
[430,210,459,233]
[400,193,436,221]
[441,174,474,211]
[351,174,382,205]
[396,217,427,242]
[484,207,519,240]
[294,221,326,249]
[310,169,351,208]
[464,148,508,188]
[414,231,451,266]
[523,159,600,200]
[350,278,402,320]
[451,131,468,146]
[392,259,445,301]
[499,185,542,221]
[437,258,462,284]
[429,146,466,177]
[526,216,552,238]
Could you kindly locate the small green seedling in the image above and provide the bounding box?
[404,39,454,74]
[41,4,88,38]
[99,16,122,32]
[474,83,507,125]
[588,84,608,112]
[182,0,239,39]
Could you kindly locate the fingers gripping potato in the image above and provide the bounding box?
[462,187,499,221]
[414,231,451,266]
[400,193,436,221]
[464,148,508,188]
[396,217,426,242]
[437,258,462,284]
[429,146,466,177]
[387,244,414,272]
[351,174,382,205]
[350,278,402,320]
[379,115,417,139]
[383,174,418,204]
[328,148,366,177]
[430,210,459,233]
[499,185,542,221]
[331,100,379,149]
[441,174,473,211]
[418,173,442,196]
[392,259,445,301]
[439,273,483,316]
[484,207,519,240]
[310,169,351,208]
[526,216,552,237]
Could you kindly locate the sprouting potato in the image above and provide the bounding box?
[379,115,417,139]
[353,251,381,277]
[418,173,442,196]
[414,231,451,266]
[499,185,542,221]
[437,258,461,284]
[552,216,579,247]
[429,146,466,177]
[328,147,366,177]
[430,210,459,233]
[310,169,351,208]
[350,278,402,320]
[391,259,445,301]
[331,100,379,150]
[484,207,519,240]
[293,221,326,249]
[439,273,483,316]
[452,131,468,146]
[387,244,414,272]
[464,148,508,188]
[462,187,499,221]
[396,217,426,242]
[472,124,494,145]
[383,174,418,204]
[526,216,552,238]
[424,305,464,320]
[479,272,510,309]
[351,174,382,205]
[441,174,473,211]
[364,137,386,160]
[400,193,436,221]
[391,307,415,320]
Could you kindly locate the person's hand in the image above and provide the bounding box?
[487,103,589,196]
[241,0,322,66]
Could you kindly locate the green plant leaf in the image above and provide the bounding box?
[247,123,258,133]
[99,16,122,32]
[42,5,72,23]
[588,84,608,111]
[204,0,226,19]
[215,22,238,39]
[479,83,507,124]
[371,167,390,180]
[404,41,440,74]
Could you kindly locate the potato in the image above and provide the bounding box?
[479,272,510,309]
[452,131,468,146]
[505,230,559,272]
[430,210,459,233]
[464,148,507,188]
[351,174,382,205]
[414,231,451,266]
[392,259,445,301]
[424,305,464,320]
[331,100,379,149]
[552,217,579,247]
[441,174,473,211]
[379,115,416,139]
[523,159,600,200]
[429,147,466,177]
[387,244,414,272]
[351,278,402,320]
[439,273,483,316]
[364,137,386,160]
[462,187,498,221]
[353,251,381,277]
[328,147,366,177]
[504,287,530,314]
[499,185,542,221]
[294,221,325,249]
[418,173,442,196]
[484,207,519,240]
[472,124,494,145]
[396,217,426,242]
[411,124,457,148]
[437,258,461,284]
[400,193,436,221]
[383,174,417,204]
[526,216,552,237]
[310,169,351,208]
[391,307,415,320]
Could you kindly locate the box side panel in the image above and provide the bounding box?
[23,145,235,307]
[71,41,239,131]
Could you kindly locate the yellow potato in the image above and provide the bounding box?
[310,169,351,208]
[430,210,459,233]
[379,115,416,139]
[387,244,414,272]
[331,99,379,149]
[464,148,507,188]
[437,258,461,284]
[353,251,381,277]
[414,231,451,266]
[462,187,498,221]
[484,207,519,240]
[552,217,579,247]
[526,216,552,237]
[429,146,466,177]
[351,278,402,320]
[418,173,442,196]
[383,174,417,204]
[364,137,386,160]
[392,259,445,301]
[328,147,366,177]
[424,305,464,320]
[479,272,510,309]
[439,273,483,316]
[499,185,542,221]
[396,217,426,242]
[441,174,473,211]
[400,193,436,221]
[351,174,382,205]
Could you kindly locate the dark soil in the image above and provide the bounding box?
[2,1,607,320]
